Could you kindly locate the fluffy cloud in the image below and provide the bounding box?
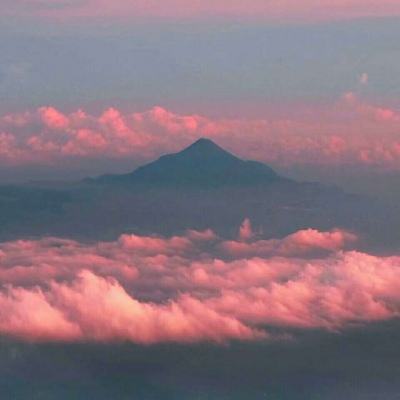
[0,222,399,344]
[220,228,357,258]
[1,94,400,171]
[0,270,258,343]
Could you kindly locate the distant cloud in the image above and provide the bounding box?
[0,223,399,344]
[238,218,254,242]
[359,72,369,85]
[221,228,357,258]
[1,94,400,172]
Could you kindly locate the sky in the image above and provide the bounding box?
[1,2,400,189]
[1,3,400,201]
[1,3,400,399]
[3,0,400,21]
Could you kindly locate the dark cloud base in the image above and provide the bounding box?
[1,320,399,400]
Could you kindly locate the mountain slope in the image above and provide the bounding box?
[93,138,283,187]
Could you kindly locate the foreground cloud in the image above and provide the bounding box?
[1,94,400,171]
[0,223,399,343]
[0,271,259,343]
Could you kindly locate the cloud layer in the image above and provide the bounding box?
[1,94,400,173]
[0,222,399,344]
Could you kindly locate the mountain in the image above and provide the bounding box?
[91,138,284,187]
[0,138,398,251]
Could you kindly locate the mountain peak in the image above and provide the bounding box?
[188,137,217,148]
[179,138,234,159]
[187,137,222,150]
[93,138,284,187]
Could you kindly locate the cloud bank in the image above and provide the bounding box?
[0,223,399,344]
[1,94,400,173]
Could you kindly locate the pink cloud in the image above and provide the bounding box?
[0,223,399,343]
[220,228,357,258]
[0,270,260,343]
[118,233,193,256]
[0,286,81,341]
[238,218,254,242]
[1,95,400,170]
[207,250,400,329]
[38,107,69,130]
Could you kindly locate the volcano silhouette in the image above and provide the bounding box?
[94,138,284,187]
[0,139,396,252]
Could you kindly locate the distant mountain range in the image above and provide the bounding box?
[0,138,398,250]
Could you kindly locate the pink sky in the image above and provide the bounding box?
[6,0,400,21]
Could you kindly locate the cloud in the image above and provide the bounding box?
[3,270,260,343]
[0,222,399,343]
[220,228,357,258]
[207,250,400,329]
[38,107,69,130]
[238,218,254,242]
[118,233,193,256]
[359,72,369,86]
[0,270,259,343]
[1,94,400,171]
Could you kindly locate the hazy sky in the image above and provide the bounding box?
[1,1,400,193]
[1,18,400,112]
[2,5,400,398]
[3,0,400,21]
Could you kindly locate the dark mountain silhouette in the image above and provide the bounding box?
[0,138,399,251]
[91,138,283,187]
